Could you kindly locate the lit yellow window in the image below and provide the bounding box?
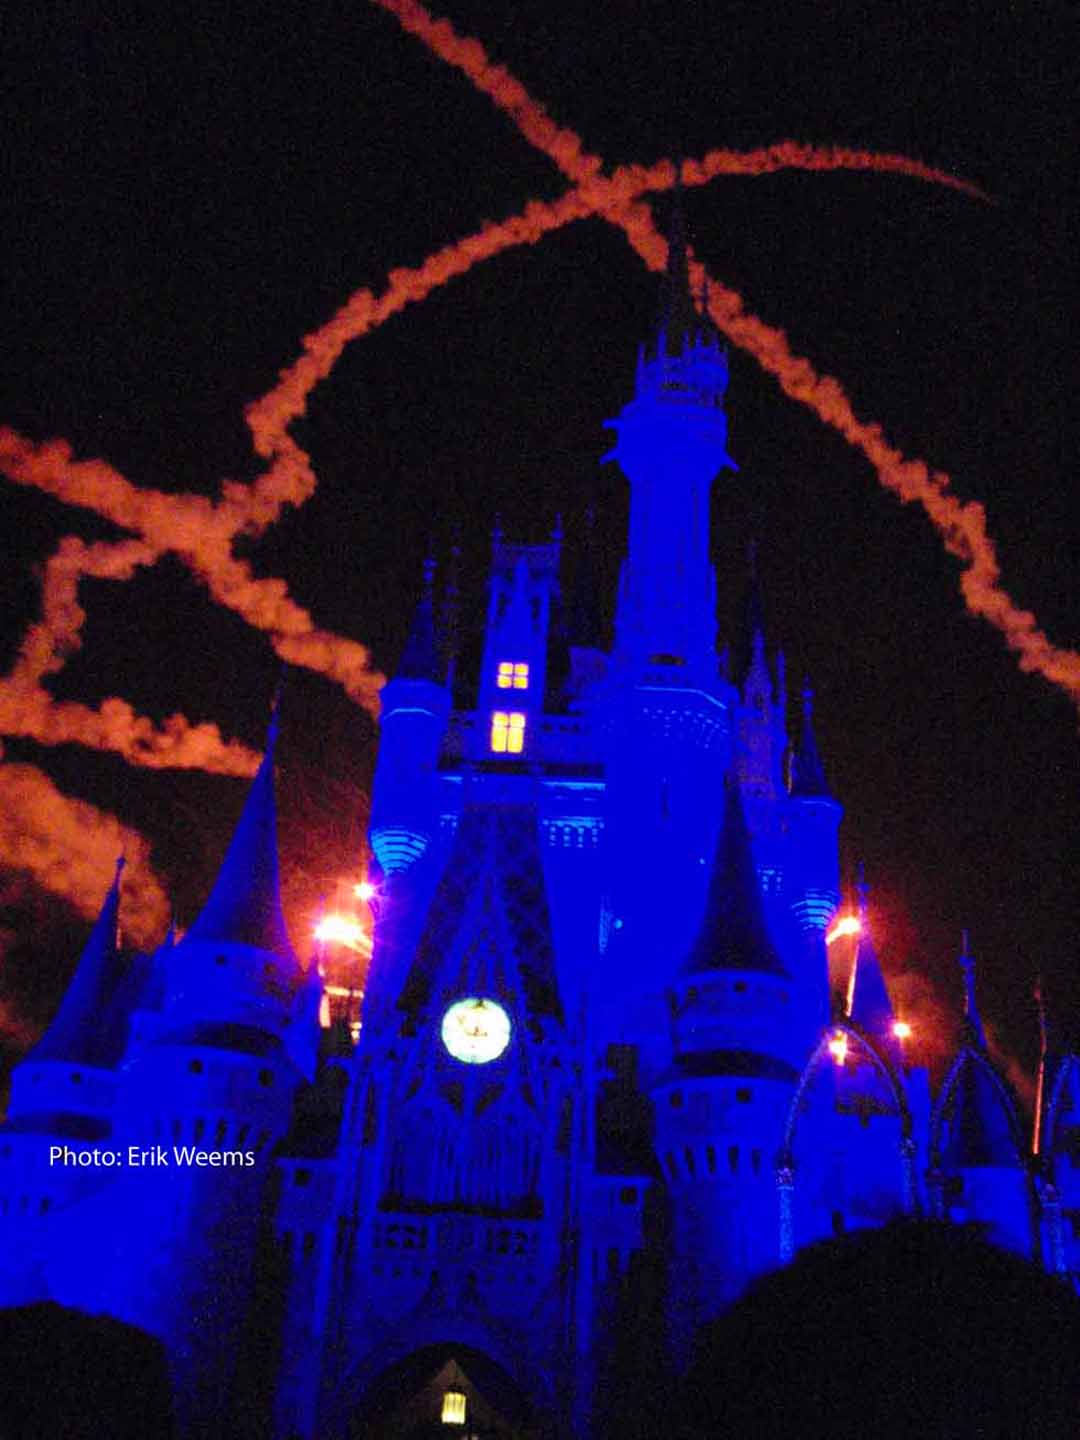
[490,711,526,754]
[496,661,529,690]
[441,1389,467,1425]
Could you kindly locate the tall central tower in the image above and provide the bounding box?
[606,200,735,680]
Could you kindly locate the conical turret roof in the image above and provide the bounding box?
[844,874,896,1043]
[935,935,1022,1169]
[684,780,787,977]
[958,930,987,1050]
[29,859,131,1067]
[789,680,832,799]
[181,707,295,960]
[397,557,444,682]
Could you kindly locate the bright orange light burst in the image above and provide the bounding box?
[826,915,861,946]
[828,1032,849,1065]
[314,912,371,953]
[354,880,376,902]
[893,1020,912,1040]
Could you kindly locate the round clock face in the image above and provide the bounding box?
[441,997,512,1065]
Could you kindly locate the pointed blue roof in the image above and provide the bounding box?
[844,874,897,1045]
[937,1051,1022,1169]
[397,802,563,1025]
[935,935,1022,1169]
[684,781,787,977]
[958,931,986,1049]
[789,680,832,799]
[181,709,295,961]
[396,557,444,683]
[29,859,133,1067]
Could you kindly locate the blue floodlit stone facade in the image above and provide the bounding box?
[2,235,1078,1437]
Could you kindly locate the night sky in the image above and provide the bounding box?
[1,0,1077,1092]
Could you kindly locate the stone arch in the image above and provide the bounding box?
[328,1317,556,1439]
[930,1045,1024,1168]
[779,1023,914,1253]
[781,1021,912,1165]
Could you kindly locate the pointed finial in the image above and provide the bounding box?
[856,862,868,924]
[422,551,437,597]
[958,929,986,1049]
[552,512,563,545]
[268,667,286,747]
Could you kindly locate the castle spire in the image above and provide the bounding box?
[397,554,443,682]
[740,540,771,702]
[605,193,733,676]
[28,856,129,1066]
[844,868,897,1048]
[958,929,986,1050]
[182,695,294,960]
[684,780,787,976]
[654,164,703,359]
[789,679,831,798]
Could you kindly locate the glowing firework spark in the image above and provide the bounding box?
[826,915,862,946]
[0,0,1075,949]
[314,913,372,955]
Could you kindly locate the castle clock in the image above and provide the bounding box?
[441,997,512,1064]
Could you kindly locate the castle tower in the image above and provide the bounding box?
[299,796,578,1438]
[599,206,738,1050]
[107,709,316,1434]
[786,681,842,953]
[476,528,562,759]
[367,560,453,1026]
[606,195,735,681]
[930,935,1032,1256]
[369,558,451,881]
[0,860,136,1306]
[653,780,803,1350]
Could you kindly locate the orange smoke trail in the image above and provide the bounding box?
[374,0,1080,709]
[0,430,384,719]
[371,0,988,202]
[0,750,170,949]
[0,535,259,774]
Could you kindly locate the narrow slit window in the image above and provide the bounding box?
[496,660,530,690]
[490,710,526,754]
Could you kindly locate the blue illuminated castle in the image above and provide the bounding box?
[2,221,1079,1438]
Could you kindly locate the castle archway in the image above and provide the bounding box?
[781,1024,912,1252]
[345,1342,547,1439]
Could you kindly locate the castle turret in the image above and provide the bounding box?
[106,706,314,1434]
[931,935,1032,1256]
[653,781,801,1342]
[0,861,136,1305]
[786,680,842,941]
[606,192,735,681]
[369,557,451,880]
[474,529,561,759]
[844,873,901,1065]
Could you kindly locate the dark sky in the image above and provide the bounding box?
[1,0,1077,1086]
